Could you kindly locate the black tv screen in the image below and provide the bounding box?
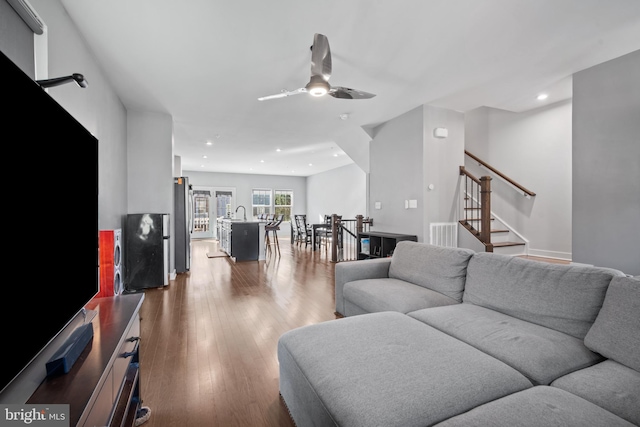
[0,50,98,397]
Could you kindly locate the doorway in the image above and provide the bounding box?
[191,186,236,240]
[191,188,213,239]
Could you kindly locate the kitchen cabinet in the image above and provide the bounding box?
[220,220,266,261]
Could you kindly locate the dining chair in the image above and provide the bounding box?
[317,215,342,250]
[294,214,312,247]
[315,215,332,249]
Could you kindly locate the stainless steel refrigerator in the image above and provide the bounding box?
[124,213,170,291]
[174,177,192,273]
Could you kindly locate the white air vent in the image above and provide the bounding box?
[430,222,458,248]
[7,0,44,35]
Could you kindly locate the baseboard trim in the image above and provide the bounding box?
[527,248,572,261]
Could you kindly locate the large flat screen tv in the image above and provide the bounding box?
[0,50,98,400]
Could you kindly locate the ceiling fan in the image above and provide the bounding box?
[258,33,376,101]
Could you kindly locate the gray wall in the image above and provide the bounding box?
[369,105,464,242]
[370,106,425,239]
[423,105,466,235]
[572,49,640,275]
[126,109,173,215]
[184,169,307,236]
[29,0,129,232]
[465,100,573,259]
[0,0,35,76]
[306,163,367,224]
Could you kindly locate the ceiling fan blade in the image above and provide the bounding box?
[329,87,376,99]
[258,88,307,101]
[310,33,332,81]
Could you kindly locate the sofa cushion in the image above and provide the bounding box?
[463,252,622,339]
[409,303,603,385]
[335,258,392,315]
[343,278,459,315]
[584,275,640,371]
[278,311,532,427]
[433,386,635,427]
[388,242,474,302]
[551,360,640,425]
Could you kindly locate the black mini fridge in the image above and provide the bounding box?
[125,213,170,292]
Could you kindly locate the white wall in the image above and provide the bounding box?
[464,100,573,259]
[306,163,367,224]
[573,50,640,275]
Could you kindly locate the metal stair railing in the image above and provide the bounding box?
[328,214,372,262]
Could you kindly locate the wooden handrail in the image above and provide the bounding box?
[465,150,536,197]
[459,166,480,184]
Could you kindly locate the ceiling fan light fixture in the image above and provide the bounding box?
[306,75,330,97]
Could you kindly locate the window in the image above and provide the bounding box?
[274,190,293,222]
[252,189,272,218]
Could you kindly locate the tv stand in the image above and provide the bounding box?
[28,293,145,427]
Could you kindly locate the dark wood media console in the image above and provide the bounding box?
[358,231,418,260]
[28,293,145,427]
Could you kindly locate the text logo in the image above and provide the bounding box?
[0,405,69,427]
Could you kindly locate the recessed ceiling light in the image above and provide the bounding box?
[308,163,313,166]
[202,155,207,159]
[260,159,265,163]
[200,164,204,168]
[206,141,212,146]
[537,93,548,100]
[276,148,281,152]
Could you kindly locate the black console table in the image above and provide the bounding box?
[28,293,144,427]
[358,231,417,260]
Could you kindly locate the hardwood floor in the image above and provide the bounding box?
[137,237,338,427]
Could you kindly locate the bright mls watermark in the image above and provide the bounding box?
[0,405,69,427]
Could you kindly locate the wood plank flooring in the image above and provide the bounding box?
[137,238,338,427]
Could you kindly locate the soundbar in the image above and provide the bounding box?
[46,323,94,377]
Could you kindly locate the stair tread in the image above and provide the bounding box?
[492,241,525,247]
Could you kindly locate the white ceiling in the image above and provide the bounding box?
[59,0,640,176]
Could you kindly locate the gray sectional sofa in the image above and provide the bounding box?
[277,241,640,426]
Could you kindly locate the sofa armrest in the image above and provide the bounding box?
[335,258,392,315]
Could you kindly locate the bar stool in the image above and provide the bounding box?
[265,214,284,256]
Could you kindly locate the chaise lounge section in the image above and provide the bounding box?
[278,242,639,426]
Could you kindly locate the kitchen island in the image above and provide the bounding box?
[218,219,266,261]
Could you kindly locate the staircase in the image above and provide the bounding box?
[459,154,532,255]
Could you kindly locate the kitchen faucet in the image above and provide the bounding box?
[235,205,247,221]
